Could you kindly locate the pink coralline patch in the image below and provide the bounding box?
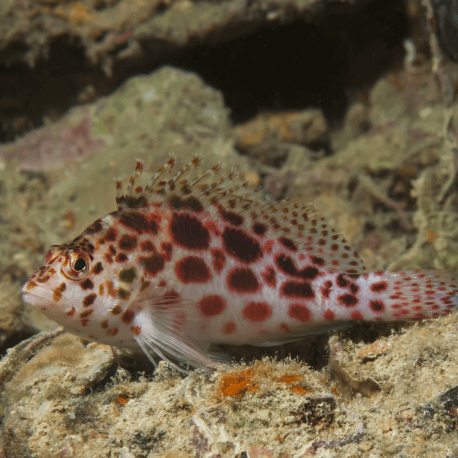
[0,116,104,171]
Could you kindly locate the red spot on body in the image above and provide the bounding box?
[140,240,156,252]
[107,328,119,337]
[280,323,291,333]
[223,227,262,264]
[338,294,358,307]
[211,248,226,273]
[275,255,319,280]
[264,240,274,253]
[321,280,333,299]
[118,234,137,251]
[324,309,335,321]
[140,254,165,276]
[81,318,90,327]
[288,303,311,322]
[122,310,134,324]
[370,281,388,293]
[281,281,315,299]
[82,293,97,307]
[223,321,236,335]
[350,283,359,294]
[66,307,76,317]
[351,311,363,320]
[220,208,244,226]
[175,256,211,283]
[370,300,385,313]
[336,274,348,288]
[311,256,325,266]
[109,245,117,256]
[262,266,276,288]
[159,242,172,261]
[203,221,219,237]
[170,213,210,250]
[227,268,259,292]
[243,302,272,321]
[253,222,267,236]
[199,295,226,317]
[131,326,141,336]
[279,237,297,251]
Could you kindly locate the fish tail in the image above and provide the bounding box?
[360,270,458,321]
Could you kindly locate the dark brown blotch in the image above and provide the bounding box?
[52,282,67,302]
[119,234,138,251]
[168,195,203,212]
[80,278,94,291]
[115,253,128,263]
[140,254,165,276]
[119,267,137,283]
[104,228,118,242]
[111,305,122,315]
[82,293,97,307]
[80,309,94,319]
[93,262,103,275]
[122,310,135,324]
[85,220,103,234]
[119,210,159,235]
[117,288,131,300]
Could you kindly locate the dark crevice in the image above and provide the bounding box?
[0,328,36,359]
[0,0,408,142]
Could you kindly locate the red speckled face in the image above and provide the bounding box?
[21,217,143,346]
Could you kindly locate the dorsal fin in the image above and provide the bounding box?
[114,154,263,213]
[250,197,367,275]
[114,155,366,275]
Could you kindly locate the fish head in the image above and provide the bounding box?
[22,217,142,346]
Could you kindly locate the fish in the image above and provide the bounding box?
[22,154,458,372]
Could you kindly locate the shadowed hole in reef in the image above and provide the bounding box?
[0,0,408,142]
[0,329,36,359]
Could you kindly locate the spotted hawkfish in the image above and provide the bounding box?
[22,155,458,371]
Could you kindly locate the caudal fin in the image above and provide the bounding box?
[363,270,458,321]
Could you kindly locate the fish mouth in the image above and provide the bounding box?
[21,282,56,309]
[22,291,52,309]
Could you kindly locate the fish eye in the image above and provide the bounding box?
[73,258,87,272]
[62,250,91,281]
